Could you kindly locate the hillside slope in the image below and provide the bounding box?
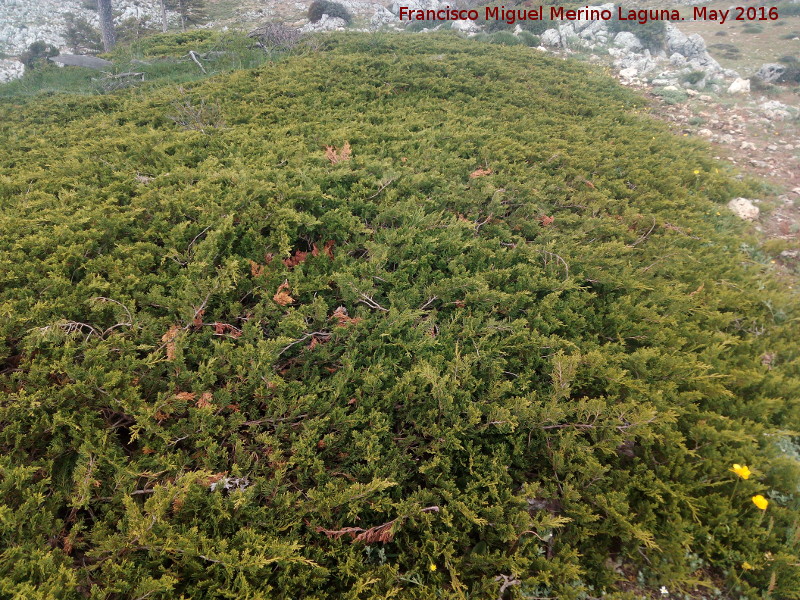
[1,34,799,599]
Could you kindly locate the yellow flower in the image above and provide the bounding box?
[693,170,700,175]
[742,561,754,570]
[429,563,437,572]
[731,464,751,480]
[752,495,769,510]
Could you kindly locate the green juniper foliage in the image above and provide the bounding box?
[1,32,799,599]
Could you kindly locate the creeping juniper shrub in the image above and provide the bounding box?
[1,32,799,600]
[308,0,353,24]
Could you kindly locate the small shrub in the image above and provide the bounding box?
[116,17,161,46]
[709,43,741,60]
[488,31,522,46]
[167,92,226,132]
[64,13,102,53]
[248,23,304,51]
[19,41,59,70]
[715,30,727,36]
[653,87,688,104]
[132,29,217,57]
[517,31,541,46]
[308,0,352,24]
[742,23,764,34]
[778,55,799,65]
[682,70,705,85]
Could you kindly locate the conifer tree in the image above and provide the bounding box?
[97,0,116,50]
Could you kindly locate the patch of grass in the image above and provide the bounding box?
[488,31,522,46]
[742,23,765,34]
[681,70,705,85]
[652,87,688,104]
[0,31,281,98]
[517,31,541,47]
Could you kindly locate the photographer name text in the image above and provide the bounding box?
[398,5,782,26]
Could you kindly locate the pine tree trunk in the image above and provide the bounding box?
[160,0,168,32]
[98,0,116,51]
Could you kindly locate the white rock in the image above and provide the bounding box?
[452,19,480,34]
[727,78,750,94]
[727,197,760,221]
[614,31,642,51]
[301,15,348,33]
[618,67,638,80]
[541,29,562,47]
[0,58,24,83]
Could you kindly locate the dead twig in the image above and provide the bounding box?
[188,50,206,74]
[358,293,389,312]
[367,178,395,200]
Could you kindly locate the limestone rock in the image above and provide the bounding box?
[754,63,787,84]
[727,197,760,221]
[614,31,642,51]
[0,57,24,83]
[50,54,113,70]
[727,78,750,94]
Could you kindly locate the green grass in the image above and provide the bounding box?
[1,31,799,600]
[0,31,279,98]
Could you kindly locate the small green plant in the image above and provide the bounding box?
[19,41,59,70]
[682,70,705,85]
[742,23,764,34]
[517,31,541,47]
[308,0,352,24]
[653,87,688,104]
[64,13,102,52]
[488,31,523,46]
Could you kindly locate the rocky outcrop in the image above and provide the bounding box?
[0,0,166,56]
[754,63,787,84]
[537,7,739,91]
[0,57,24,83]
[49,54,113,69]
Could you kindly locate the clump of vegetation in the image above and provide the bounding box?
[681,70,705,85]
[652,86,688,104]
[0,32,799,599]
[248,23,305,52]
[308,0,353,24]
[64,13,103,53]
[487,31,522,45]
[19,40,59,70]
[516,30,541,47]
[742,23,765,34]
[710,42,741,60]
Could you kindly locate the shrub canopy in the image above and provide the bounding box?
[1,33,799,600]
